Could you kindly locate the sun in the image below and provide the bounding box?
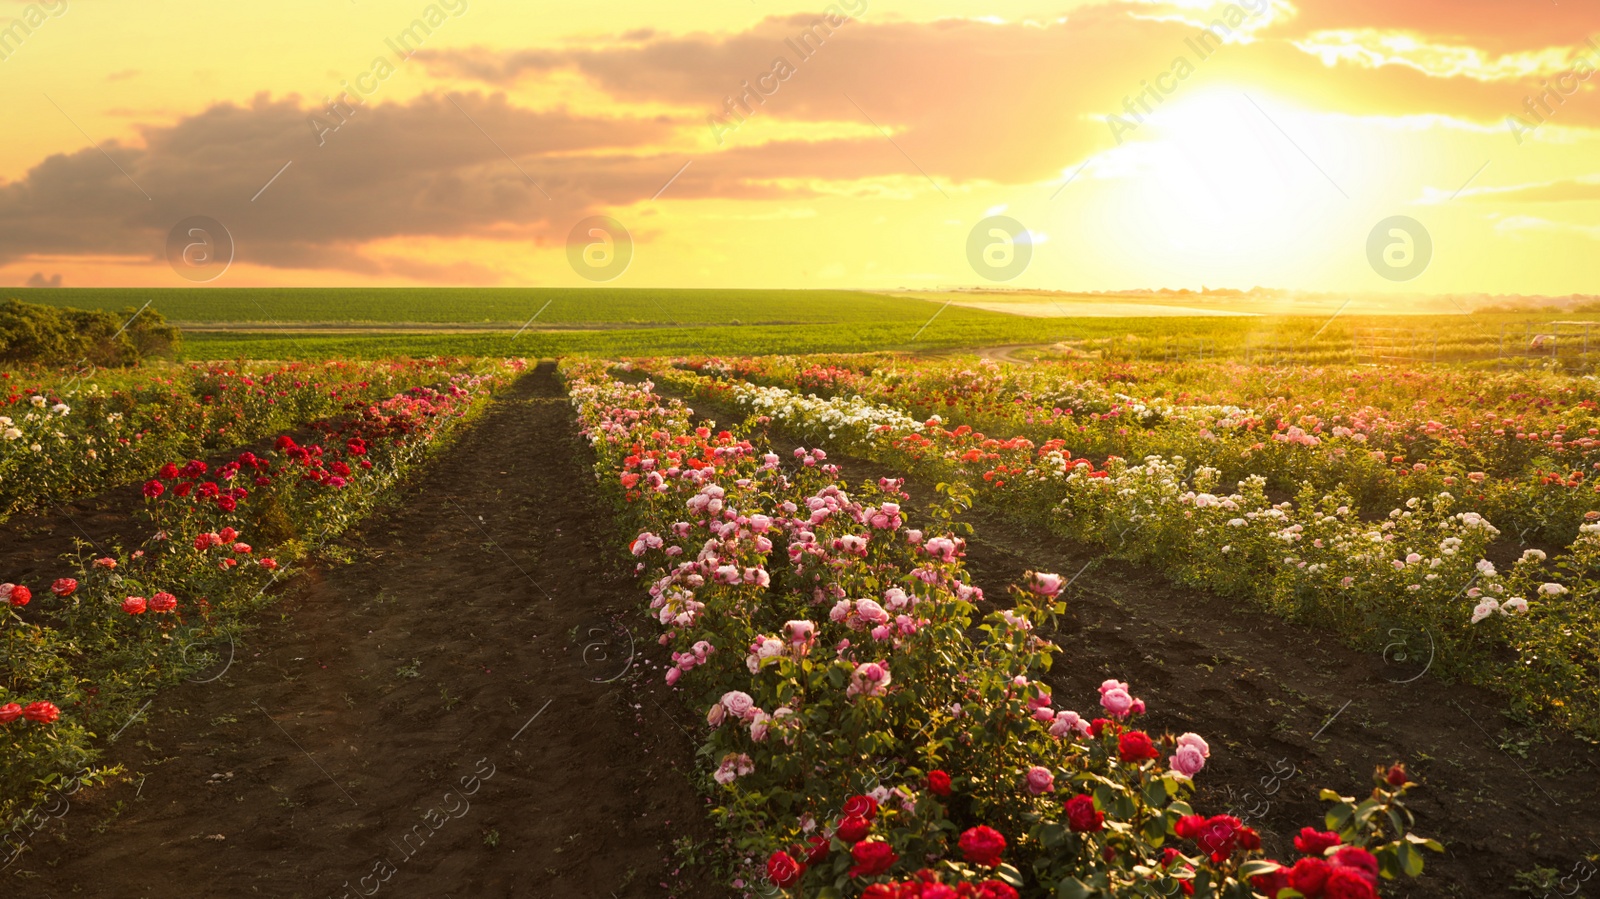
[1108,88,1355,278]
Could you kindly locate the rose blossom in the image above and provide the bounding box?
[766,851,804,888]
[847,840,897,878]
[1025,765,1055,794]
[959,825,1006,868]
[122,596,147,615]
[22,701,60,724]
[51,578,77,597]
[1064,795,1104,832]
[1169,744,1207,779]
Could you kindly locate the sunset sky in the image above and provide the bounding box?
[1,0,1597,294]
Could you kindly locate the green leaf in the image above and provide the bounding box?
[1238,860,1284,879]
[1397,842,1426,877]
[995,863,1024,887]
[1055,877,1098,899]
[1142,815,1167,847]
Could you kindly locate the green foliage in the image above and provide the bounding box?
[0,299,180,367]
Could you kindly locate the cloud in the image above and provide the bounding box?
[0,92,683,275]
[1457,176,1600,204]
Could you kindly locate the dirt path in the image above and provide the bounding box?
[10,364,723,899]
[676,387,1600,899]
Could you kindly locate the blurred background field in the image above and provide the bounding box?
[12,287,1600,367]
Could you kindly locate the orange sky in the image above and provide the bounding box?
[0,0,1596,295]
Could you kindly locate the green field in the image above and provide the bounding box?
[12,288,1600,366]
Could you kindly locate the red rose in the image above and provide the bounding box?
[976,882,1020,899]
[837,815,872,843]
[174,481,193,497]
[861,886,902,899]
[220,527,238,542]
[1089,717,1113,737]
[802,835,829,865]
[1331,846,1379,882]
[958,826,1006,868]
[848,840,898,878]
[1294,828,1342,856]
[1385,763,1409,787]
[767,850,805,888]
[1117,731,1159,763]
[844,794,880,820]
[22,701,60,724]
[1250,865,1293,899]
[142,479,165,498]
[8,585,31,607]
[1325,867,1379,899]
[1240,826,1261,851]
[122,596,147,615]
[51,578,77,597]
[217,496,237,512]
[0,703,21,724]
[1196,815,1244,863]
[150,592,178,613]
[927,769,952,797]
[1174,815,1207,840]
[260,558,279,571]
[1289,858,1331,896]
[158,462,180,479]
[1064,795,1104,833]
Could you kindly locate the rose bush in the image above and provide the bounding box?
[0,361,522,839]
[565,360,1439,898]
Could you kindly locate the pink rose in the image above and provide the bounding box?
[1169,744,1207,779]
[1025,766,1055,794]
[1029,571,1065,596]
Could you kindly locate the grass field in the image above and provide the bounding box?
[14,287,1600,367]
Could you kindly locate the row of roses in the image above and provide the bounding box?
[656,363,1600,741]
[0,359,472,525]
[716,355,1600,548]
[0,362,523,838]
[566,360,1437,898]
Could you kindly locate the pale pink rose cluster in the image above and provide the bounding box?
[845,661,892,698]
[1099,679,1146,719]
[686,483,726,516]
[830,598,890,632]
[630,531,665,556]
[784,619,817,653]
[867,502,903,531]
[922,536,963,563]
[713,752,754,785]
[1471,596,1529,623]
[707,690,758,727]
[1168,732,1210,780]
[665,639,715,685]
[1049,709,1091,738]
[746,636,785,673]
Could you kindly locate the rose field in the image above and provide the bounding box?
[2,346,1596,899]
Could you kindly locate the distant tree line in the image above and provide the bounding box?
[0,299,182,366]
